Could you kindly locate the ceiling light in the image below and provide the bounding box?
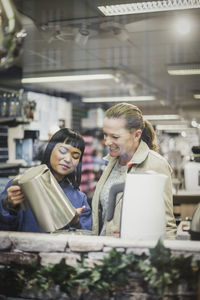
[144,114,180,120]
[98,0,200,16]
[193,94,200,99]
[75,26,90,46]
[167,64,200,75]
[156,124,189,131]
[82,96,156,103]
[191,120,198,127]
[181,131,187,137]
[22,74,116,83]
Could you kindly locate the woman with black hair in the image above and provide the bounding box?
[0,128,92,232]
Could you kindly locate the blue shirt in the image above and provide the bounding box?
[0,180,92,232]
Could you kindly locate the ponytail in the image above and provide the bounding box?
[141,120,159,151]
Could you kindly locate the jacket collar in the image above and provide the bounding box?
[103,140,150,166]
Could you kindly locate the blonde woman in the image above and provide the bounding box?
[92,102,177,239]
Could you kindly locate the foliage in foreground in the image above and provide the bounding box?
[0,239,199,298]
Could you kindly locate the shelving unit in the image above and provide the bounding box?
[0,117,30,126]
[0,125,8,162]
[173,190,200,220]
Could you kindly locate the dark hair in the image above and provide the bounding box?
[41,128,85,189]
[105,102,158,151]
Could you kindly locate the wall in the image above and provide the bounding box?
[0,232,199,298]
[26,91,72,140]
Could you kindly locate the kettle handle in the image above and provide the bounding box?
[107,182,125,222]
[11,175,28,211]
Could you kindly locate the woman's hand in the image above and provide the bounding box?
[7,185,25,208]
[72,205,86,225]
[75,205,86,216]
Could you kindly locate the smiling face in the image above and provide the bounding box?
[103,117,142,165]
[50,143,82,182]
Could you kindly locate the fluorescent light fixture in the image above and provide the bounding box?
[82,96,156,103]
[144,114,180,120]
[22,74,116,83]
[167,64,200,75]
[156,124,189,131]
[98,0,200,16]
[168,69,200,75]
[193,94,200,99]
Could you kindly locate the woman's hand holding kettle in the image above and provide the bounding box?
[7,185,25,208]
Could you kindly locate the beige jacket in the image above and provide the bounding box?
[92,140,177,239]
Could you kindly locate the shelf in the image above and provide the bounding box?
[173,190,200,205]
[175,189,200,196]
[0,117,30,126]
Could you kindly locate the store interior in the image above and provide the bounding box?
[0,0,200,220]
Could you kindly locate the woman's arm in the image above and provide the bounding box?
[157,159,177,239]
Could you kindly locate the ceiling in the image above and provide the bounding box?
[7,1,200,126]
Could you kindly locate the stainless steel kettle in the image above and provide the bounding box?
[190,204,200,240]
[13,164,76,232]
